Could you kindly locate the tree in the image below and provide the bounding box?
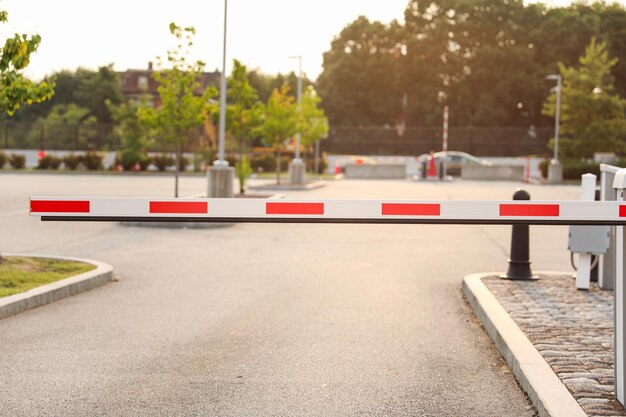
[261,84,298,184]
[108,99,153,170]
[223,59,264,192]
[74,65,124,123]
[140,22,217,197]
[0,10,53,116]
[226,61,264,146]
[13,66,124,123]
[0,8,53,263]
[542,38,626,160]
[299,86,329,147]
[317,16,406,126]
[26,104,96,149]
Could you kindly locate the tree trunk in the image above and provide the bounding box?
[276,149,281,185]
[238,137,244,195]
[174,138,180,198]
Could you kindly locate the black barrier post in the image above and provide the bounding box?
[501,189,537,280]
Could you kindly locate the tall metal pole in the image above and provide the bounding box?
[289,55,303,161]
[215,0,228,166]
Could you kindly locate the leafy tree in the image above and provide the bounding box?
[0,8,53,263]
[316,0,626,131]
[108,99,153,170]
[542,38,626,160]
[235,155,253,195]
[13,66,124,123]
[299,86,329,148]
[74,65,124,123]
[0,9,53,116]
[26,104,96,149]
[261,84,298,184]
[317,16,406,126]
[140,22,217,197]
[223,59,264,186]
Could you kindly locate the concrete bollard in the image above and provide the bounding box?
[501,189,537,280]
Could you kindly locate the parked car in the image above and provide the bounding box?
[416,151,492,177]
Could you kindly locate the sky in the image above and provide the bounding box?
[0,0,620,81]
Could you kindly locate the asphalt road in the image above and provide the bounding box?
[0,173,580,416]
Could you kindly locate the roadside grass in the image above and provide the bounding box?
[0,257,95,298]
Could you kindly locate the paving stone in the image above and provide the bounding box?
[483,275,626,417]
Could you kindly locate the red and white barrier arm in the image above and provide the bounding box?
[28,196,626,225]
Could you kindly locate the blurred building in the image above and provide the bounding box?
[118,62,220,107]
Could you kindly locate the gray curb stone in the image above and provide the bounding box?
[463,272,586,417]
[0,253,113,320]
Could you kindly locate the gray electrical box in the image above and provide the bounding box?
[568,225,611,254]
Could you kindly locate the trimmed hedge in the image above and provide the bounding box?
[63,154,82,170]
[37,155,62,170]
[0,151,6,168]
[82,152,103,170]
[9,154,26,169]
[539,159,601,180]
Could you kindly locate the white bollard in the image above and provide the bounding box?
[575,173,596,289]
[613,168,626,405]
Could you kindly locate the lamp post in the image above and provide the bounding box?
[207,0,234,197]
[546,74,563,183]
[288,55,305,185]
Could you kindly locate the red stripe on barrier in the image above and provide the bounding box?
[382,203,440,216]
[499,204,559,217]
[266,202,324,215]
[31,200,90,213]
[620,205,626,217]
[150,201,208,214]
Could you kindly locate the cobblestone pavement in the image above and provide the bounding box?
[483,275,625,417]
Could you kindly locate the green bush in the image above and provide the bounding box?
[9,154,26,169]
[82,151,103,170]
[37,155,62,170]
[540,159,601,180]
[250,154,291,173]
[563,160,600,179]
[0,151,7,168]
[178,155,189,172]
[153,154,175,171]
[63,154,82,170]
[120,153,150,171]
[235,156,253,194]
[306,156,328,174]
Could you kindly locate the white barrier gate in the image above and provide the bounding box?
[28,170,626,405]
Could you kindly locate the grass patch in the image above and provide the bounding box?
[0,256,96,298]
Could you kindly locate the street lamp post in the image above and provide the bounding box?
[207,0,234,197]
[546,74,563,183]
[288,55,305,185]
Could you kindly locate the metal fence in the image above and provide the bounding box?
[321,126,553,157]
[0,121,208,152]
[1,121,554,157]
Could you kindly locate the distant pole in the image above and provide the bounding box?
[289,55,303,160]
[546,74,562,162]
[215,0,228,166]
[554,75,562,161]
[546,74,563,183]
[442,105,449,178]
[442,105,449,152]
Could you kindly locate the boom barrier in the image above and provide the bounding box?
[28,197,626,225]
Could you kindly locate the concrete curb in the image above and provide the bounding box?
[0,253,113,320]
[463,272,586,417]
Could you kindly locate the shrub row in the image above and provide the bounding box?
[0,151,329,174]
[538,159,604,180]
[249,154,328,174]
[0,152,26,169]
